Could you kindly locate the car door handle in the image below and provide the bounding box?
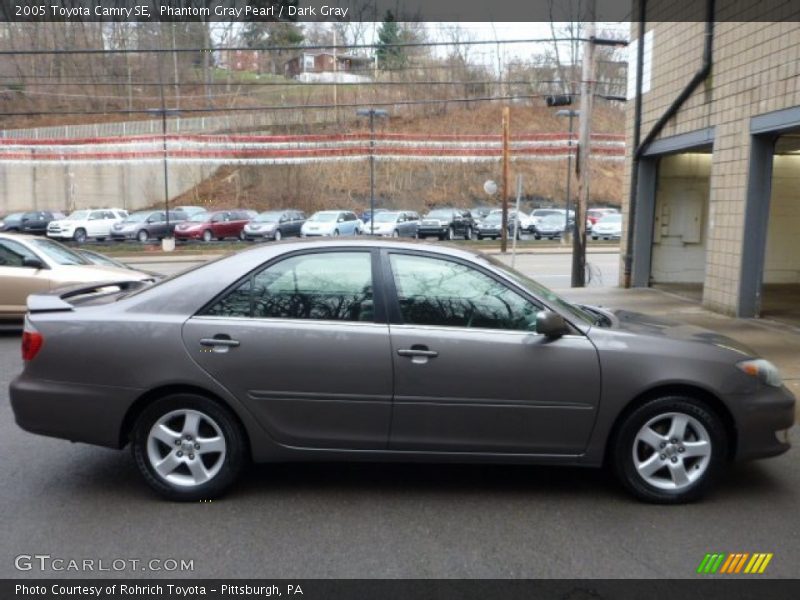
[200,337,240,348]
[397,348,438,358]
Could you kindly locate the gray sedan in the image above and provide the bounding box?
[9,241,795,503]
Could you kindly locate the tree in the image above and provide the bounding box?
[376,11,405,70]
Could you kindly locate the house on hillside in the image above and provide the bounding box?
[284,52,372,78]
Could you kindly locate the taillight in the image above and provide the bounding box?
[21,318,44,362]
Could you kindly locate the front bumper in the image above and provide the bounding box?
[46,230,73,240]
[110,230,137,240]
[10,372,141,448]
[174,230,204,240]
[418,227,448,236]
[244,230,276,240]
[732,384,795,461]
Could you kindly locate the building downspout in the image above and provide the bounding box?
[623,0,715,287]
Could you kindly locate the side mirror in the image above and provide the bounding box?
[535,310,570,338]
[22,257,45,269]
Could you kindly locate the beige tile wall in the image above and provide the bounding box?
[622,13,800,315]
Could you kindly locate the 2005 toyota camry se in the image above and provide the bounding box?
[9,240,795,503]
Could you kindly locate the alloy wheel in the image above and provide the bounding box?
[146,409,226,488]
[632,412,712,491]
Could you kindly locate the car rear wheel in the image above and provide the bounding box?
[132,394,246,501]
[137,230,149,243]
[464,226,473,240]
[202,229,213,242]
[612,396,727,504]
[73,228,87,244]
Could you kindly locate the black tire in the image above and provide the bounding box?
[464,226,473,241]
[274,229,282,241]
[534,234,541,240]
[447,227,455,240]
[611,396,727,504]
[333,229,340,237]
[202,229,213,242]
[476,234,483,240]
[137,229,149,243]
[131,393,247,502]
[392,230,400,238]
[239,229,246,241]
[73,228,87,244]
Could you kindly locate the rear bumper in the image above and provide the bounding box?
[9,372,141,448]
[418,227,448,236]
[732,384,796,461]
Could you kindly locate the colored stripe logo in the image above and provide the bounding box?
[696,553,773,574]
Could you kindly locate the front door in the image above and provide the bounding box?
[182,249,393,449]
[384,251,600,454]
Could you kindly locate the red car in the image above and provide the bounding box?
[174,210,256,242]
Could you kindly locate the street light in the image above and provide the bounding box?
[556,109,580,242]
[356,108,389,234]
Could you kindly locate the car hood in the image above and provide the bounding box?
[604,308,757,357]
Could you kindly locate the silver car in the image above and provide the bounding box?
[9,241,795,503]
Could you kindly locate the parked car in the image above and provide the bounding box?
[471,206,497,226]
[110,210,186,242]
[364,211,420,237]
[19,211,65,235]
[77,249,163,279]
[417,208,475,240]
[360,208,388,224]
[0,212,25,232]
[243,210,306,242]
[535,213,576,240]
[488,209,534,233]
[475,212,524,240]
[587,207,620,226]
[0,233,154,325]
[9,240,794,503]
[47,208,128,243]
[173,205,207,218]
[591,213,623,240]
[301,211,362,237]
[174,210,255,242]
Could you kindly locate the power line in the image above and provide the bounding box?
[0,92,570,117]
[0,37,603,56]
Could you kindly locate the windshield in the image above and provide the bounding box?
[481,254,594,326]
[309,212,338,222]
[65,211,89,220]
[599,214,622,223]
[29,239,91,265]
[189,212,212,222]
[373,213,398,223]
[426,209,452,219]
[123,212,150,223]
[533,210,560,217]
[1,212,24,220]
[484,213,503,223]
[254,212,282,223]
[541,214,565,224]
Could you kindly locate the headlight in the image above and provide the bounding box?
[737,359,783,387]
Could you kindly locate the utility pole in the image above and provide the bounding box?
[333,28,338,122]
[500,106,510,253]
[573,12,597,287]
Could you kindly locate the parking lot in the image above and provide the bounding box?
[1,249,798,579]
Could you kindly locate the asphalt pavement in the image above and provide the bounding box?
[1,250,798,579]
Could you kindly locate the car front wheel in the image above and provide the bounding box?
[202,230,213,242]
[132,394,246,501]
[612,396,727,504]
[73,228,87,244]
[137,230,149,243]
[274,230,282,241]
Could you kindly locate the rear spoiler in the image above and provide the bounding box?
[27,280,151,313]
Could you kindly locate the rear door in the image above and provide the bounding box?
[383,250,601,454]
[0,239,51,318]
[182,248,393,449]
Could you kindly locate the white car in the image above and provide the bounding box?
[591,213,623,240]
[489,209,534,233]
[300,211,363,237]
[47,209,128,243]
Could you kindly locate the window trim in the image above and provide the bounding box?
[380,248,585,335]
[195,247,388,324]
